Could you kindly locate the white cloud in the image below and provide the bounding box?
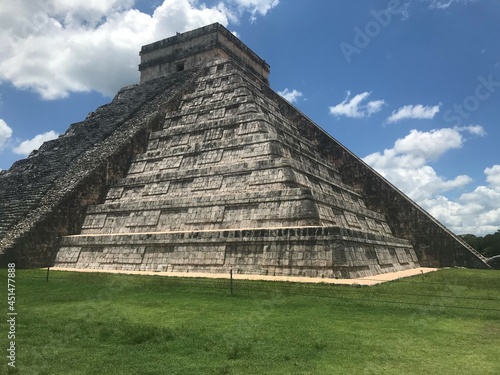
[393,128,463,160]
[233,0,280,21]
[278,88,303,103]
[386,103,441,123]
[0,0,279,100]
[364,126,498,235]
[13,130,59,156]
[455,124,487,136]
[428,0,454,9]
[424,166,500,235]
[0,119,13,150]
[363,127,470,200]
[329,91,385,118]
[425,0,477,10]
[485,165,500,187]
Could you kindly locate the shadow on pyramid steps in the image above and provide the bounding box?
[0,23,491,276]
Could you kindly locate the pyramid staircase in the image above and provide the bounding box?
[52,23,492,276]
[55,56,419,278]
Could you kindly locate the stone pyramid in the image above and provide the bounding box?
[0,23,492,275]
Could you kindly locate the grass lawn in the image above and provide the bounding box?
[0,268,499,375]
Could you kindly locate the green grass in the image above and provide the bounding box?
[0,268,499,375]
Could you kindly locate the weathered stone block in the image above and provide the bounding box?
[0,23,490,273]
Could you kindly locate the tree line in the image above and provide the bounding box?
[460,230,500,258]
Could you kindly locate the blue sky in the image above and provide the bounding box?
[0,0,499,235]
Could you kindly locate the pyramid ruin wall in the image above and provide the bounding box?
[264,85,489,269]
[0,71,199,266]
[1,22,491,272]
[56,226,417,278]
[139,23,269,84]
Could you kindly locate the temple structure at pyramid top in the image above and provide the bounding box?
[0,23,494,275]
[138,23,270,84]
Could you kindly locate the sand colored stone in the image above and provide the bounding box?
[51,266,439,286]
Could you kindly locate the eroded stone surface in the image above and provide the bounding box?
[53,52,423,278]
[0,71,198,266]
[0,23,490,274]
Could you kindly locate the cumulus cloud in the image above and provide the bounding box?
[13,130,59,156]
[424,165,500,235]
[364,125,498,235]
[386,103,441,123]
[329,91,385,118]
[485,165,500,186]
[233,0,280,21]
[363,126,483,200]
[278,88,303,103]
[0,119,13,150]
[0,0,279,100]
[393,128,463,160]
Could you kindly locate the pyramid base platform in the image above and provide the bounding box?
[55,226,419,279]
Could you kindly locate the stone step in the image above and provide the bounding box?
[55,225,417,279]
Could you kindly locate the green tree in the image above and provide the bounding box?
[460,234,480,250]
[480,230,500,257]
[460,230,500,257]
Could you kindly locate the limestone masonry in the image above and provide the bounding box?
[0,23,493,276]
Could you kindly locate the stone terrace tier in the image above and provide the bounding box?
[0,70,199,266]
[79,60,399,236]
[56,58,421,277]
[0,23,480,272]
[56,226,418,279]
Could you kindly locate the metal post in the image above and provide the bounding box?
[230,269,233,295]
[46,266,50,282]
